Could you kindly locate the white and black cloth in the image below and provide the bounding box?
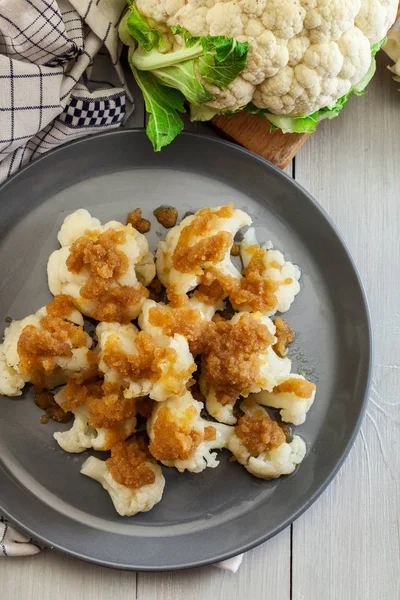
[0,0,244,573]
[0,0,131,183]
[0,517,41,557]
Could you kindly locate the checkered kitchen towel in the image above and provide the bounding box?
[0,0,244,573]
[0,0,131,183]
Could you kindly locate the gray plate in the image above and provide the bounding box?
[0,130,371,571]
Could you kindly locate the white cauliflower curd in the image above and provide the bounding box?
[227,398,306,479]
[200,311,291,424]
[251,373,316,426]
[120,0,397,151]
[96,321,196,401]
[138,298,214,355]
[147,391,233,473]
[156,204,251,301]
[81,437,165,516]
[0,296,93,396]
[47,209,155,323]
[235,228,301,315]
[53,379,137,453]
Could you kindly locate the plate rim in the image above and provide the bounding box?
[0,129,373,571]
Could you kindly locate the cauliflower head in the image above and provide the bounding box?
[147,391,233,472]
[0,296,93,396]
[227,397,306,479]
[156,204,251,302]
[252,373,316,425]
[96,321,196,401]
[200,311,291,424]
[47,209,155,323]
[383,16,400,82]
[53,379,137,453]
[81,437,165,516]
[120,0,397,149]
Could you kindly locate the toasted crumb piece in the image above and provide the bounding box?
[235,414,286,455]
[126,208,151,233]
[148,277,165,302]
[273,317,294,357]
[230,242,240,256]
[135,397,155,419]
[153,206,178,229]
[35,390,72,423]
[107,437,156,490]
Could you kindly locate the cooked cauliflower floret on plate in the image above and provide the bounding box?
[252,374,316,426]
[156,204,251,301]
[96,321,196,401]
[0,295,93,396]
[81,437,165,516]
[191,226,300,316]
[53,378,137,453]
[232,228,301,316]
[47,209,155,323]
[138,298,214,355]
[200,311,291,424]
[228,398,306,479]
[147,391,233,473]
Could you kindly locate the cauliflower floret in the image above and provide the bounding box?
[204,76,256,111]
[136,252,157,286]
[200,311,291,424]
[53,380,137,453]
[206,1,245,37]
[355,0,398,44]
[187,294,223,320]
[235,228,300,316]
[147,391,233,472]
[0,345,26,396]
[54,405,99,453]
[136,0,186,24]
[251,373,316,425]
[0,296,92,397]
[240,33,289,84]
[47,209,155,323]
[201,388,238,425]
[81,437,165,516]
[138,298,218,353]
[302,0,360,44]
[383,17,400,80]
[227,398,306,479]
[0,314,41,396]
[156,204,252,300]
[173,4,211,36]
[96,322,196,401]
[57,209,101,247]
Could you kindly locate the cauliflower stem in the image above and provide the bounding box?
[121,3,248,150]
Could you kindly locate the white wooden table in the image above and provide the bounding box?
[1,53,398,600]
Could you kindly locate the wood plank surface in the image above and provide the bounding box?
[292,52,400,600]
[0,550,137,600]
[212,111,309,169]
[137,529,290,600]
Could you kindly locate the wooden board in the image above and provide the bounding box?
[211,111,309,169]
